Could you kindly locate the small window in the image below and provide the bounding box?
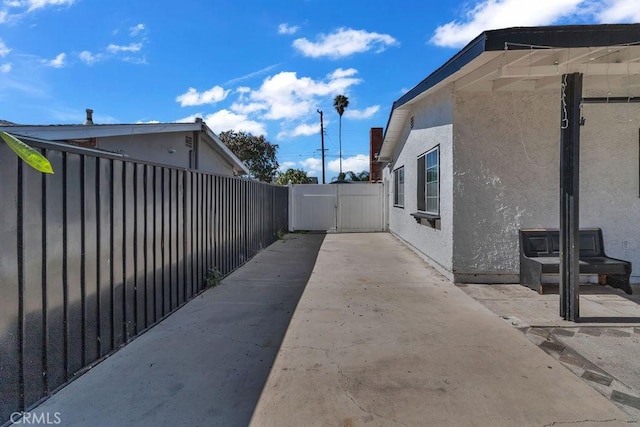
[417,146,439,215]
[393,166,404,207]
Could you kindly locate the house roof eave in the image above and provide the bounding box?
[0,122,203,140]
[379,31,489,161]
[379,23,640,162]
[202,126,250,176]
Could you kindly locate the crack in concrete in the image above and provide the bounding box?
[280,344,333,353]
[280,342,375,353]
[543,419,634,426]
[332,359,409,427]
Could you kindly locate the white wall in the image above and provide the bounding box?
[580,102,640,281]
[452,90,640,282]
[385,87,455,279]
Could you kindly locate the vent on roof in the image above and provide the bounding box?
[83,108,94,125]
[410,116,414,129]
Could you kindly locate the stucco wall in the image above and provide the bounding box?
[452,90,640,282]
[385,87,454,278]
[97,132,235,176]
[198,139,236,176]
[99,133,192,169]
[580,102,640,281]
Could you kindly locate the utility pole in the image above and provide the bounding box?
[317,109,326,184]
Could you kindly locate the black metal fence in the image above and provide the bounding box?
[0,140,288,423]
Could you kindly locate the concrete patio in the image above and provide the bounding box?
[28,233,639,426]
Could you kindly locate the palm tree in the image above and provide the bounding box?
[333,94,349,174]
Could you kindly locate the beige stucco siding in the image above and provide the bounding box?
[386,87,640,283]
[198,139,236,176]
[97,132,236,176]
[452,90,640,282]
[385,87,455,279]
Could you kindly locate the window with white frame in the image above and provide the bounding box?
[417,146,439,215]
[393,166,404,207]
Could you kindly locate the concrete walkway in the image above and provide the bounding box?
[249,234,634,426]
[28,234,326,427]
[31,233,636,426]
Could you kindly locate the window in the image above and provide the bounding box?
[393,166,404,207]
[417,146,439,215]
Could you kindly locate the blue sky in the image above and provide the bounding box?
[0,0,638,180]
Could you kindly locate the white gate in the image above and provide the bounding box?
[289,183,386,232]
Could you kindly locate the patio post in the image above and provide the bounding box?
[559,72,583,321]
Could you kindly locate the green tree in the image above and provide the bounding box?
[219,130,278,182]
[331,170,369,182]
[354,170,370,181]
[276,168,313,185]
[333,94,349,174]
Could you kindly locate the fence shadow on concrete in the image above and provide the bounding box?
[0,140,288,426]
[26,233,325,427]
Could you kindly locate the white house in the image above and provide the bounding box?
[378,24,640,284]
[0,112,248,177]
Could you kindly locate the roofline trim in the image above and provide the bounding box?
[202,126,250,175]
[381,23,640,153]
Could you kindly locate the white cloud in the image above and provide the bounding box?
[224,64,280,86]
[176,86,230,107]
[300,157,322,173]
[327,154,369,173]
[243,68,362,121]
[277,122,321,140]
[431,0,584,48]
[78,50,101,65]
[230,101,266,115]
[0,0,75,22]
[25,0,75,12]
[596,0,640,22]
[122,55,148,65]
[0,40,11,57]
[107,43,142,53]
[329,68,358,79]
[42,52,65,68]
[278,23,300,35]
[0,63,11,73]
[279,161,297,171]
[130,23,145,36]
[293,27,398,59]
[344,105,379,120]
[202,109,267,136]
[175,113,203,123]
[177,67,361,139]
